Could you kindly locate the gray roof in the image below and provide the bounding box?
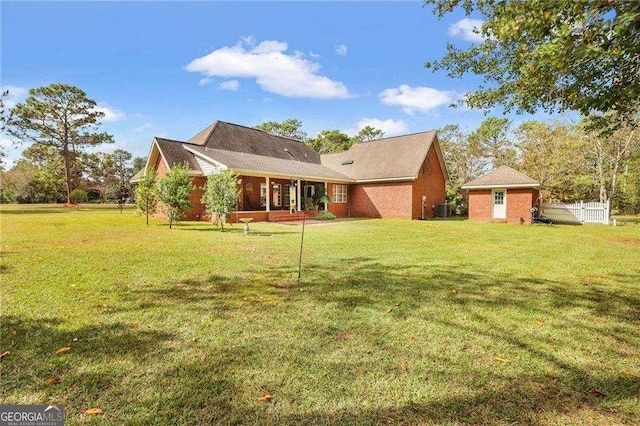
[155,138,202,172]
[461,166,540,189]
[320,131,440,181]
[188,121,320,164]
[137,121,448,185]
[130,168,145,183]
[185,145,352,182]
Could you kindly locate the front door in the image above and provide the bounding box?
[492,189,506,219]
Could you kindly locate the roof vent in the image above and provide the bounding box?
[341,160,354,165]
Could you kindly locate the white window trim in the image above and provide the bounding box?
[333,184,348,204]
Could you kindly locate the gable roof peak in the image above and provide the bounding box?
[461,165,540,189]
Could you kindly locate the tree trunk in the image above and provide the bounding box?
[62,143,73,204]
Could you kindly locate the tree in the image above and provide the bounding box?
[0,90,14,170]
[7,84,114,204]
[353,126,385,143]
[135,169,158,225]
[425,0,640,130]
[157,163,194,229]
[200,170,241,231]
[132,157,147,174]
[437,124,486,214]
[112,149,133,185]
[516,121,592,203]
[582,121,639,205]
[255,118,308,140]
[307,130,354,154]
[82,152,118,201]
[115,186,132,214]
[469,117,516,169]
[21,145,67,202]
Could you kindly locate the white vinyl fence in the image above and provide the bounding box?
[540,200,610,225]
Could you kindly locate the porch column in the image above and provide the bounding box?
[265,176,270,212]
[324,182,328,211]
[297,179,301,212]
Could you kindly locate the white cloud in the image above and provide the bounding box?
[199,77,214,86]
[356,118,408,137]
[94,104,125,122]
[334,43,348,56]
[185,37,353,99]
[379,84,454,115]
[218,80,240,91]
[132,123,153,133]
[309,51,320,58]
[448,18,485,42]
[0,85,28,108]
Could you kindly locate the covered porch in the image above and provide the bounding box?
[229,175,331,223]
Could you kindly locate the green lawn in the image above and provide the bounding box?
[1,206,639,425]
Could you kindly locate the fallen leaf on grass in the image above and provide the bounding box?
[85,407,104,415]
[200,354,207,362]
[55,347,71,355]
[400,362,408,371]
[386,308,393,313]
[47,377,61,384]
[129,323,139,329]
[623,370,640,379]
[0,350,10,359]
[494,357,508,363]
[589,390,606,398]
[535,319,544,326]
[257,394,273,402]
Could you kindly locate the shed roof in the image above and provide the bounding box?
[320,131,446,182]
[461,166,540,189]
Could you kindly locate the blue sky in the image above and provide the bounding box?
[2,1,550,165]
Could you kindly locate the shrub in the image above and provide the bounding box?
[69,189,88,204]
[314,211,336,220]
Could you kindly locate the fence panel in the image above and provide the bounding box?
[540,201,609,225]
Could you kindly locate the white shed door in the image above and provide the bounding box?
[492,189,506,219]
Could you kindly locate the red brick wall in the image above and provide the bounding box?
[412,145,446,219]
[154,155,167,177]
[184,176,207,221]
[468,189,493,221]
[327,182,348,217]
[349,182,413,219]
[505,188,538,223]
[239,176,264,211]
[468,188,539,222]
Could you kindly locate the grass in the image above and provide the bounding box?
[1,205,639,425]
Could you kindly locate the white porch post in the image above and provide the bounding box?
[265,176,270,212]
[324,182,328,211]
[297,179,301,212]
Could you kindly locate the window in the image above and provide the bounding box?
[260,183,267,207]
[284,184,291,208]
[304,184,315,198]
[272,184,282,207]
[333,184,347,203]
[493,191,504,205]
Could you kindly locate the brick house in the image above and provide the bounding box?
[461,166,540,223]
[134,121,448,222]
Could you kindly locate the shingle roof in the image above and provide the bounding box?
[130,168,145,183]
[185,146,352,182]
[188,121,320,164]
[155,138,202,172]
[461,166,540,189]
[320,131,439,181]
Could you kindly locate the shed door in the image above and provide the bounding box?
[492,189,506,219]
